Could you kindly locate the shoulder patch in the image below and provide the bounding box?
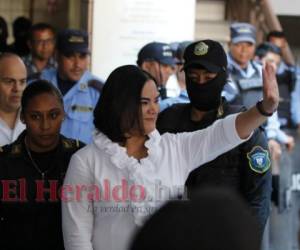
[247,146,270,174]
[88,79,104,93]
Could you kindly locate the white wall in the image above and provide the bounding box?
[91,0,196,79]
[270,0,300,16]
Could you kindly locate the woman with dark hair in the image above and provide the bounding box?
[62,64,279,250]
[0,80,84,250]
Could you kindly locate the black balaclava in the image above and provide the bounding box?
[185,68,227,111]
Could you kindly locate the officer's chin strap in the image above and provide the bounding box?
[158,63,167,100]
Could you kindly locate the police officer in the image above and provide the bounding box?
[41,29,103,144]
[137,42,187,111]
[266,30,294,67]
[225,23,295,166]
[0,80,84,250]
[256,42,296,129]
[266,31,300,131]
[157,40,272,235]
[137,42,175,99]
[223,22,263,107]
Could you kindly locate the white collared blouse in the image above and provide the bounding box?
[62,113,250,250]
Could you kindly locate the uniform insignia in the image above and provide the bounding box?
[62,139,82,150]
[88,79,104,92]
[162,45,173,57]
[247,146,270,174]
[80,83,87,90]
[11,144,22,155]
[194,42,209,56]
[237,27,251,34]
[68,35,84,43]
[62,139,73,149]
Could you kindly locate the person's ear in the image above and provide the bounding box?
[141,61,153,72]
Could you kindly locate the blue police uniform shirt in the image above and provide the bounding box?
[40,68,100,144]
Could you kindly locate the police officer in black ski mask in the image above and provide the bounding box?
[157,40,272,236]
[183,39,228,111]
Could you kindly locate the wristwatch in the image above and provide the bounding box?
[256,100,274,117]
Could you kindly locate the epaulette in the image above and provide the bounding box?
[10,144,22,155]
[1,143,23,157]
[88,79,104,93]
[62,138,82,150]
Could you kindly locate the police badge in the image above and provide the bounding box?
[247,146,271,174]
[194,42,209,56]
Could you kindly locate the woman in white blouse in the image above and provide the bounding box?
[62,64,278,250]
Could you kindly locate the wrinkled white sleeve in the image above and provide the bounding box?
[62,154,94,250]
[176,113,252,172]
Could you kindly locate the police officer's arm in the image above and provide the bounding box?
[240,127,272,233]
[236,62,279,139]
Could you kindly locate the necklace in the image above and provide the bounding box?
[24,137,48,179]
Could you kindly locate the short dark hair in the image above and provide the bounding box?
[29,22,56,42]
[266,30,286,41]
[21,80,63,113]
[94,65,156,143]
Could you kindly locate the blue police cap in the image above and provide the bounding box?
[230,22,256,44]
[57,29,89,54]
[137,42,176,66]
